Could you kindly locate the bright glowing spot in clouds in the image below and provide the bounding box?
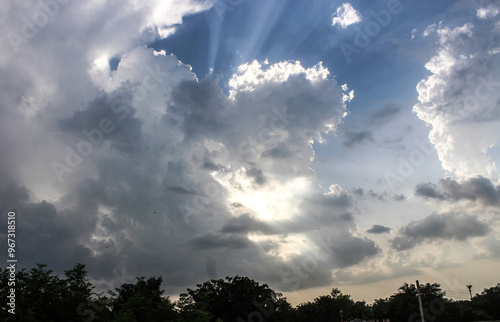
[249,233,311,261]
[94,55,110,70]
[214,168,311,221]
[89,55,112,86]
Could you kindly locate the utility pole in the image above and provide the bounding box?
[416,280,425,322]
[466,285,473,299]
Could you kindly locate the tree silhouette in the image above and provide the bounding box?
[178,275,292,322]
[1,262,499,322]
[110,276,178,322]
[0,263,111,321]
[294,288,371,321]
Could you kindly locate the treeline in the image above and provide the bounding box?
[1,263,499,321]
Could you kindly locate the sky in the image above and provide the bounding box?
[1,0,500,306]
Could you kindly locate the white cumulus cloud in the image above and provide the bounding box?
[413,21,500,179]
[332,3,361,28]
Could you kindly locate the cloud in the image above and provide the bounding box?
[245,167,268,186]
[413,19,500,178]
[368,104,401,126]
[329,236,380,267]
[415,182,447,200]
[391,212,490,251]
[59,88,143,154]
[367,225,392,234]
[423,22,438,37]
[1,1,213,63]
[343,130,374,148]
[415,176,500,206]
[475,237,500,259]
[352,188,405,202]
[189,232,252,250]
[352,188,364,197]
[220,213,275,235]
[393,194,406,201]
[0,184,99,273]
[0,10,366,295]
[476,4,500,19]
[332,3,361,28]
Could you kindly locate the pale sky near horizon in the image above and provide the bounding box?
[1,0,499,306]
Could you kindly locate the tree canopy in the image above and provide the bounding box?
[1,263,498,321]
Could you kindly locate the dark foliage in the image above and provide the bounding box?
[1,263,498,322]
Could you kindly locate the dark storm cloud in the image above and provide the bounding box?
[391,212,490,251]
[0,184,96,272]
[329,236,380,267]
[59,87,144,153]
[189,232,252,250]
[165,185,193,194]
[367,225,392,234]
[415,176,500,205]
[245,167,267,185]
[439,176,500,205]
[221,213,275,235]
[415,182,447,200]
[0,183,30,211]
[169,79,229,142]
[206,257,217,279]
